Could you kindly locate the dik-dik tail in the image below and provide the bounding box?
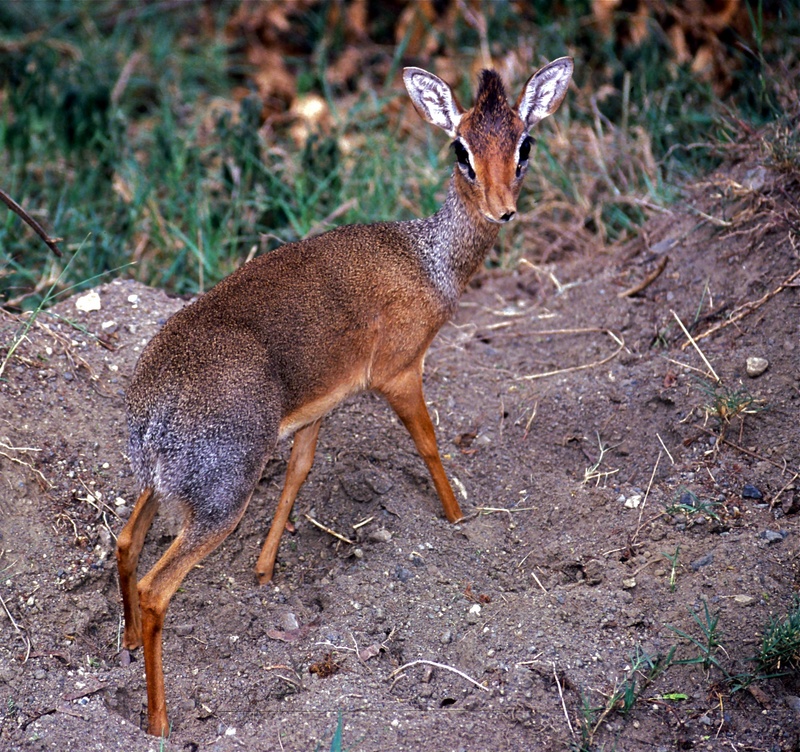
[117,57,573,736]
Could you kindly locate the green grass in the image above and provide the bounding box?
[750,596,800,679]
[665,488,722,523]
[572,644,675,751]
[669,599,728,678]
[1,0,798,310]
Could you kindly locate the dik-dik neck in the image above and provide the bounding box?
[409,176,502,305]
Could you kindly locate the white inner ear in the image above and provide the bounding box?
[518,58,573,129]
[404,68,462,138]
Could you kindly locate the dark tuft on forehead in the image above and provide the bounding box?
[465,70,519,147]
[475,70,508,112]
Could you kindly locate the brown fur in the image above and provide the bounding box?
[118,57,573,736]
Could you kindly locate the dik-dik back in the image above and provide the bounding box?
[118,57,573,736]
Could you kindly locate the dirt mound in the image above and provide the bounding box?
[1,150,799,750]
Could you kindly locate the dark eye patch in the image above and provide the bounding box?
[518,136,531,162]
[452,140,476,180]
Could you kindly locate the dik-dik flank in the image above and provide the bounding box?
[118,57,573,735]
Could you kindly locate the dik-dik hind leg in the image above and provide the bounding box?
[116,488,160,649]
[379,367,464,523]
[137,503,251,736]
[256,419,322,584]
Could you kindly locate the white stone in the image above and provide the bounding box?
[746,357,768,377]
[75,290,101,312]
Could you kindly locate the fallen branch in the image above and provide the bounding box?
[0,187,62,257]
[618,255,669,298]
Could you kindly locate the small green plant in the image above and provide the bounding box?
[572,645,675,750]
[697,379,763,425]
[665,488,721,522]
[315,712,346,752]
[608,644,676,716]
[571,692,603,752]
[753,596,800,675]
[661,546,681,592]
[669,599,728,678]
[582,432,618,487]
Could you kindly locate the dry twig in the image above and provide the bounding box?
[519,328,625,381]
[0,187,62,256]
[303,514,354,545]
[691,266,800,344]
[618,255,669,298]
[389,659,490,692]
[671,310,720,383]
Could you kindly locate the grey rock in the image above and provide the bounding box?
[691,553,713,571]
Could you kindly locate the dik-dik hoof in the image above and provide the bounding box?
[255,567,274,586]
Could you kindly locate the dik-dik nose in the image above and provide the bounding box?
[499,210,516,222]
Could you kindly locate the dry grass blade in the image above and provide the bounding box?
[303,514,354,545]
[518,328,625,381]
[671,310,720,383]
[553,663,574,738]
[388,659,490,692]
[0,592,32,662]
[0,438,52,489]
[691,265,800,344]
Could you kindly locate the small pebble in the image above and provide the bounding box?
[745,356,768,377]
[624,494,642,509]
[75,290,102,312]
[691,553,713,571]
[368,528,392,543]
[763,530,788,544]
[785,696,800,715]
[742,483,763,500]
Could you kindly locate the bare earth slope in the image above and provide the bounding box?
[1,154,799,751]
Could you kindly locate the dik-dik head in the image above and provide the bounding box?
[404,58,573,224]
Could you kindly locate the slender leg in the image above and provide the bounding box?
[379,366,463,523]
[137,503,251,737]
[255,419,322,584]
[116,488,160,649]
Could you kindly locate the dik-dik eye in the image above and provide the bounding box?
[453,140,476,180]
[516,136,532,177]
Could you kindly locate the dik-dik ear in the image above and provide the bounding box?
[403,67,464,139]
[516,57,573,130]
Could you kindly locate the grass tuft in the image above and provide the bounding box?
[753,597,800,677]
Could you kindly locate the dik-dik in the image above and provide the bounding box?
[118,57,573,736]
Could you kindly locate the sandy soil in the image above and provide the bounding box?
[1,153,799,751]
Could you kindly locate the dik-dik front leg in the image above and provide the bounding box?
[256,419,322,584]
[379,366,464,523]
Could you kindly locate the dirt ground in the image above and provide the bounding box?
[1,151,799,752]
